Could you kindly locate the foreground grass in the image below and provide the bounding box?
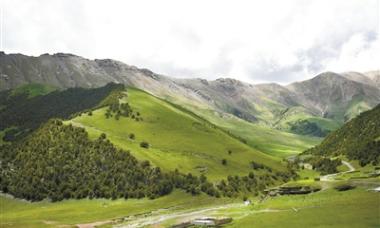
[0,191,231,228]
[225,187,380,228]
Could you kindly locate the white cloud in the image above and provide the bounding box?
[1,0,379,84]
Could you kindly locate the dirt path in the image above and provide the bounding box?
[342,160,355,172]
[320,160,355,181]
[114,203,242,228]
[113,204,320,228]
[76,220,112,228]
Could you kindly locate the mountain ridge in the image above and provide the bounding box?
[1,52,379,136]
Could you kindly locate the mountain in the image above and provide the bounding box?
[0,52,205,106]
[340,71,380,88]
[0,86,293,202]
[364,70,380,88]
[175,72,380,135]
[305,105,380,166]
[287,72,380,121]
[1,52,379,137]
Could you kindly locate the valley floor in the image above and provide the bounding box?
[1,177,379,228]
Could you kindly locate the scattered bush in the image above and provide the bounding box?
[140,141,150,149]
[129,133,135,140]
[222,159,227,165]
[334,184,356,191]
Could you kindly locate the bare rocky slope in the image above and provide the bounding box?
[1,52,379,135]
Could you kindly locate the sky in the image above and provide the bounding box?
[1,0,379,84]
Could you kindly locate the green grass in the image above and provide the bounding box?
[326,95,372,122]
[182,107,321,158]
[0,191,231,228]
[273,106,342,134]
[0,130,5,145]
[11,83,56,98]
[68,88,285,181]
[297,168,321,180]
[225,188,380,228]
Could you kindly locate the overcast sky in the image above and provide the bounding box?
[1,0,379,84]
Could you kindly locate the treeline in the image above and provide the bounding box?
[217,169,295,197]
[0,83,125,141]
[0,120,220,201]
[305,105,380,166]
[0,119,290,202]
[307,156,341,175]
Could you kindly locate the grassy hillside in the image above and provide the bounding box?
[10,83,57,98]
[69,88,286,181]
[1,120,223,201]
[272,106,341,137]
[161,101,321,158]
[306,105,380,166]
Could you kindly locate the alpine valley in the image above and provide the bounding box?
[0,52,379,228]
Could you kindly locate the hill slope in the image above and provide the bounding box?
[0,119,223,201]
[0,83,124,141]
[69,88,286,180]
[305,105,380,166]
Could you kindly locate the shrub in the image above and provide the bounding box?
[140,141,150,149]
[99,133,107,140]
[334,184,355,191]
[129,133,135,140]
[222,159,227,165]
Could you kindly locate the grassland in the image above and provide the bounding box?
[68,88,285,181]
[179,107,321,158]
[11,83,56,98]
[226,187,379,228]
[272,106,342,134]
[0,191,233,228]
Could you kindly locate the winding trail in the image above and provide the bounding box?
[115,204,242,228]
[113,204,305,228]
[320,160,355,182]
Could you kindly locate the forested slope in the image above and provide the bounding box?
[0,83,124,141]
[305,105,380,166]
[0,119,221,201]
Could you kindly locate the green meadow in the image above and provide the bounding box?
[0,191,232,228]
[180,107,321,158]
[226,187,380,228]
[68,88,286,181]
